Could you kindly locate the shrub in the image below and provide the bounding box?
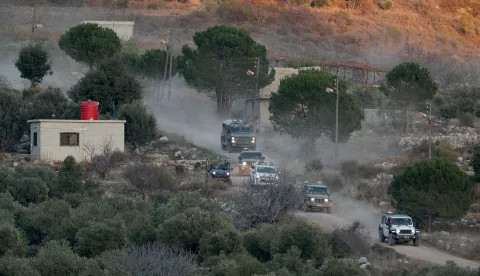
[311,0,332,8]
[75,219,127,258]
[317,258,369,276]
[8,177,49,206]
[472,150,480,182]
[380,0,392,10]
[284,58,316,68]
[0,256,40,276]
[199,228,244,260]
[204,252,267,276]
[33,240,85,276]
[56,156,85,197]
[320,173,344,193]
[157,207,232,253]
[340,160,358,179]
[389,158,474,229]
[459,112,475,127]
[305,159,324,172]
[357,163,384,179]
[329,221,370,258]
[123,163,175,200]
[410,140,459,163]
[0,223,26,257]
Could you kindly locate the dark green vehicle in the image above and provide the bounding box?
[220,119,256,153]
[301,183,332,213]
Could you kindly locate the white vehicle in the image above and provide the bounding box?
[250,162,279,185]
[378,212,420,246]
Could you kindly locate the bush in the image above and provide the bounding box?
[459,112,475,127]
[0,256,40,276]
[410,140,459,163]
[56,156,85,197]
[8,177,49,206]
[305,159,324,172]
[204,252,268,276]
[340,160,358,179]
[199,228,244,260]
[329,221,370,258]
[311,0,332,8]
[317,258,369,276]
[0,223,26,257]
[357,163,384,179]
[473,150,480,182]
[389,158,474,229]
[157,207,232,253]
[33,240,85,276]
[320,173,344,193]
[380,0,392,10]
[284,58,316,68]
[75,219,127,258]
[123,163,175,200]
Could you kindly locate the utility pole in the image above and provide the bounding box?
[428,101,432,159]
[167,37,173,102]
[30,6,37,40]
[335,77,339,165]
[251,57,260,130]
[160,29,171,101]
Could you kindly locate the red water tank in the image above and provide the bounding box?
[80,100,99,120]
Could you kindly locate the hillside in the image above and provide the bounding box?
[3,0,480,69]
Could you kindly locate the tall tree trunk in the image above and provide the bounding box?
[405,104,410,134]
[307,132,316,160]
[216,88,233,117]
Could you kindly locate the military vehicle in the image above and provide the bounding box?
[238,150,265,174]
[301,182,332,213]
[250,162,279,185]
[221,119,256,153]
[205,159,233,185]
[378,212,420,246]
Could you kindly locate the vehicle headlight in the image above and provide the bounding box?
[212,172,216,175]
[242,162,247,166]
[226,172,230,176]
[311,198,315,202]
[396,228,399,234]
[256,175,260,178]
[275,176,279,180]
[231,137,235,142]
[324,199,329,202]
[252,137,256,143]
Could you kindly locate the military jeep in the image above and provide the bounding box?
[220,119,256,153]
[301,183,332,213]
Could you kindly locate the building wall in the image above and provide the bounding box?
[29,120,125,162]
[82,21,134,41]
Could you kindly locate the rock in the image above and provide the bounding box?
[357,257,368,265]
[13,162,18,167]
[159,136,169,142]
[378,201,388,207]
[437,240,444,246]
[440,231,450,236]
[360,262,371,269]
[188,166,194,171]
[446,242,451,251]
[174,151,182,158]
[458,157,464,162]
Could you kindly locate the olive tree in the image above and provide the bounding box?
[14,43,52,88]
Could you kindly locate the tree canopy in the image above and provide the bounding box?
[178,25,275,113]
[14,43,52,87]
[122,49,177,80]
[58,23,121,68]
[384,62,437,104]
[117,101,158,151]
[68,58,142,115]
[388,158,474,228]
[269,69,363,152]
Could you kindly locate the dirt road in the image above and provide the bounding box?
[230,174,480,269]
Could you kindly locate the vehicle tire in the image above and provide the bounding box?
[388,235,395,246]
[221,138,226,149]
[413,238,420,247]
[302,204,309,212]
[227,178,232,185]
[379,231,384,242]
[227,144,232,153]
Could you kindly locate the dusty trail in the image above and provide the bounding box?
[145,77,480,269]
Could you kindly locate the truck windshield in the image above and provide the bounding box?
[257,167,276,173]
[231,126,253,133]
[391,218,413,225]
[306,186,328,195]
[241,152,262,159]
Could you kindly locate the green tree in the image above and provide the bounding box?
[123,49,177,80]
[68,58,142,115]
[269,69,363,154]
[471,146,480,182]
[75,219,127,258]
[8,177,49,206]
[388,158,474,229]
[14,43,52,88]
[0,89,27,152]
[0,256,40,276]
[22,87,79,120]
[383,62,437,133]
[0,223,26,257]
[34,240,85,276]
[178,25,275,114]
[57,156,85,197]
[58,23,121,68]
[117,101,158,152]
[351,85,383,116]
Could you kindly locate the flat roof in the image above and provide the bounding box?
[27,119,126,123]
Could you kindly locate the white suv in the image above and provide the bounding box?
[250,162,279,185]
[378,212,420,246]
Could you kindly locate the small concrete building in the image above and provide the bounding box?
[82,21,134,41]
[28,119,126,162]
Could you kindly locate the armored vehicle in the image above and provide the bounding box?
[250,162,279,185]
[205,159,233,185]
[238,150,265,174]
[378,212,420,246]
[221,119,256,153]
[301,183,332,213]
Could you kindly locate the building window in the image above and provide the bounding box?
[33,132,38,147]
[60,133,79,146]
